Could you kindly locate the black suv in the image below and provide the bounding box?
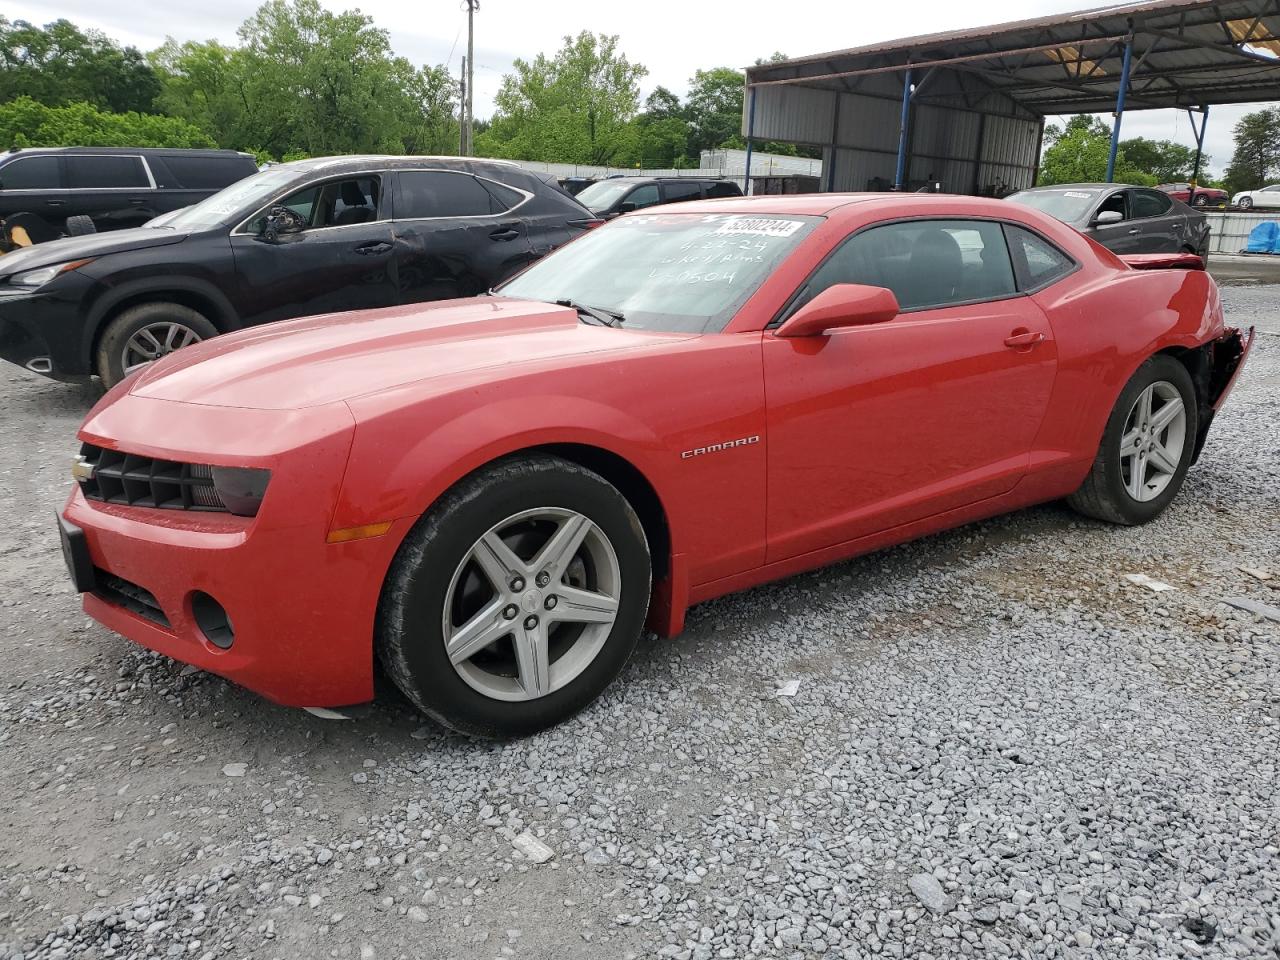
[0,156,599,386]
[574,177,742,218]
[0,147,258,242]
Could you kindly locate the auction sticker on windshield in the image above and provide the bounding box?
[714,217,805,237]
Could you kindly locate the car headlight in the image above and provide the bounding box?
[211,466,272,517]
[8,258,95,288]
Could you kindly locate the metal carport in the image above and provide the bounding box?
[742,0,1280,195]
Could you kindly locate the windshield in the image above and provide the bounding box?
[574,180,637,213]
[1006,188,1099,223]
[498,212,820,333]
[160,167,301,231]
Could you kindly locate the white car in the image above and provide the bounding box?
[1232,184,1280,210]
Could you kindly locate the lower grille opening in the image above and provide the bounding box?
[93,570,170,628]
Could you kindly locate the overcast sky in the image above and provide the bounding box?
[11,0,1265,175]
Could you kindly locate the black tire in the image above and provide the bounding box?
[1067,355,1199,525]
[1193,194,1209,207]
[65,215,96,236]
[95,302,219,388]
[377,454,652,738]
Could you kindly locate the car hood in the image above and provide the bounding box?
[127,297,694,410]
[0,227,189,276]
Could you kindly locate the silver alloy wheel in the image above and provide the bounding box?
[122,321,204,374]
[1120,380,1187,502]
[442,507,621,702]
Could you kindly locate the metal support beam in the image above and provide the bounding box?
[1105,36,1134,183]
[1188,105,1209,201]
[895,68,914,190]
[744,86,757,196]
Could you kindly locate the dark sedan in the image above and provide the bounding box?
[1006,183,1209,259]
[0,156,598,386]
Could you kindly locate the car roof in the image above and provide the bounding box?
[3,147,254,158]
[278,155,526,174]
[650,192,1056,217]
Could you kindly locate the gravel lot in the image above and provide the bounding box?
[1,287,1277,960]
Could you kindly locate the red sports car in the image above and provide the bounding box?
[59,195,1253,737]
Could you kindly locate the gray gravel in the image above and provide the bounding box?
[1,288,1278,960]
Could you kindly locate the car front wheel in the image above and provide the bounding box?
[1067,355,1198,525]
[1238,197,1254,210]
[377,454,651,738]
[96,302,218,387]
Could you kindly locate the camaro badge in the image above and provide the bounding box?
[681,435,760,459]
[71,454,94,483]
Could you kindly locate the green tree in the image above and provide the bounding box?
[1118,137,1202,182]
[152,0,457,158]
[0,96,213,148]
[1222,107,1280,195]
[479,32,646,165]
[0,17,160,114]
[685,67,745,155]
[1038,115,1155,186]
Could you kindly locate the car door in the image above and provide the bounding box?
[1259,185,1280,208]
[1128,188,1184,252]
[228,173,398,326]
[0,154,66,224]
[762,218,1058,563]
[390,169,536,303]
[63,154,154,229]
[1086,189,1144,253]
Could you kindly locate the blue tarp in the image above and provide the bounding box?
[1245,221,1280,254]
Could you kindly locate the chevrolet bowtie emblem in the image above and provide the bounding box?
[71,454,94,483]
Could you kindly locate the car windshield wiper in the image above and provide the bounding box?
[555,298,625,328]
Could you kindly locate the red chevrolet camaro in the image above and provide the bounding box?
[59,194,1253,737]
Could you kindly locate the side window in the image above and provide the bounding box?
[325,177,381,226]
[1004,225,1075,290]
[1097,191,1127,220]
[161,156,254,190]
[478,178,525,212]
[627,184,660,209]
[0,155,62,189]
[397,171,502,218]
[245,184,319,235]
[65,156,149,189]
[662,181,703,204]
[1131,190,1172,218]
[794,219,1017,313]
[706,181,742,198]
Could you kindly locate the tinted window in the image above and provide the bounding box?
[706,181,742,198]
[1005,225,1074,290]
[479,178,525,212]
[662,181,703,203]
[627,184,660,209]
[0,155,61,189]
[65,156,149,189]
[798,219,1016,312]
[1131,190,1172,218]
[398,171,502,218]
[159,156,254,190]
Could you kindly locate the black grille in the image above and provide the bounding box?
[77,443,227,512]
[93,569,170,627]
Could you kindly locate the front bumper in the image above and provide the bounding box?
[63,490,408,707]
[59,391,405,708]
[0,277,94,380]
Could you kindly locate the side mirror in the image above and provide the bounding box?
[1093,209,1124,226]
[617,201,637,213]
[259,205,305,243]
[775,284,900,338]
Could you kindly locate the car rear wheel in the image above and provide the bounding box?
[1067,355,1198,525]
[1193,194,1210,207]
[96,302,218,388]
[377,454,651,738]
[65,215,97,236]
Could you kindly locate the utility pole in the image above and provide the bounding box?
[462,0,478,156]
[459,55,467,156]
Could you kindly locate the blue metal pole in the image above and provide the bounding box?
[1105,38,1133,183]
[743,86,756,196]
[894,68,913,190]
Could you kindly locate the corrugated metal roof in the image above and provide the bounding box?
[746,0,1280,114]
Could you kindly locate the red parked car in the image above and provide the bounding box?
[59,195,1253,737]
[1157,182,1229,207]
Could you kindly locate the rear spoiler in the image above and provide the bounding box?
[1120,252,1204,271]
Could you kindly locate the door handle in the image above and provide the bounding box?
[1127,228,1140,234]
[489,227,520,241]
[46,199,65,206]
[354,240,392,256]
[1004,329,1045,349]
[129,198,147,205]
